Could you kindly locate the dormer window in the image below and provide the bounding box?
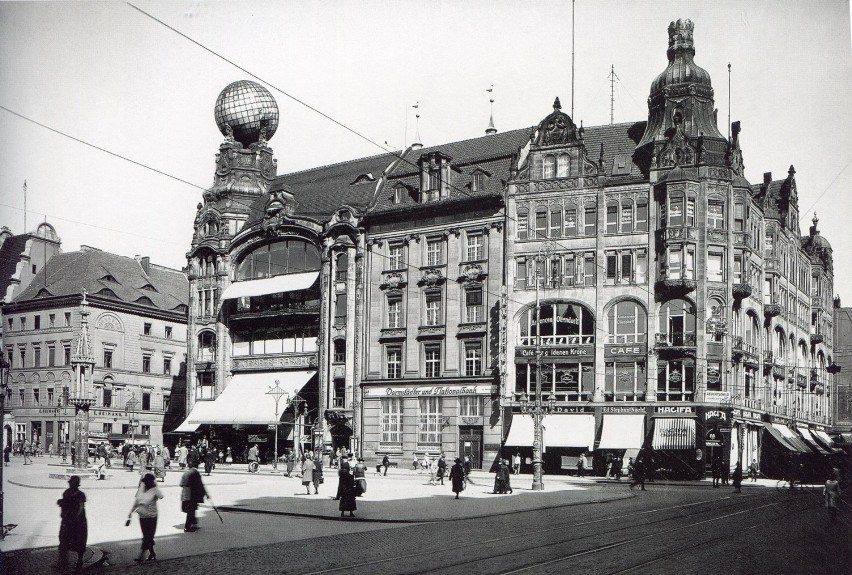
[140,284,158,292]
[427,169,441,191]
[101,274,118,283]
[393,185,406,204]
[351,173,376,185]
[471,169,490,192]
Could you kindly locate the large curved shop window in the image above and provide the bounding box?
[606,300,647,344]
[235,239,321,280]
[518,302,595,346]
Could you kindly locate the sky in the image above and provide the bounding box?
[1,1,851,297]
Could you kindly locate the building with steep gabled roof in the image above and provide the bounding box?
[2,238,188,451]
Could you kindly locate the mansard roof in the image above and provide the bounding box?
[13,248,189,313]
[0,233,29,301]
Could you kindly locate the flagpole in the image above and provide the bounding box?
[23,180,27,233]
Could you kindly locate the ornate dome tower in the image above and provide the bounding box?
[214,80,279,148]
[635,19,727,170]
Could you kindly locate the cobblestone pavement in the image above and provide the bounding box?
[4,456,843,574]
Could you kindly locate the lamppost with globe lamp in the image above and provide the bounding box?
[125,393,139,454]
[518,240,559,491]
[266,380,289,472]
[0,355,10,539]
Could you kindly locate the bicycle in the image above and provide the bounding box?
[776,478,802,493]
[247,461,259,473]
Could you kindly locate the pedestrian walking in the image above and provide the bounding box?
[605,453,614,478]
[732,460,743,493]
[748,459,759,482]
[630,453,646,491]
[354,458,367,496]
[613,456,624,480]
[126,449,138,472]
[128,472,163,562]
[334,455,351,500]
[449,458,465,499]
[712,456,722,488]
[286,449,295,477]
[154,449,167,482]
[48,443,55,457]
[824,468,842,523]
[225,447,233,465]
[512,452,521,475]
[187,445,201,469]
[301,456,315,495]
[3,442,10,465]
[95,455,107,480]
[437,454,447,485]
[177,443,188,469]
[412,453,419,471]
[312,454,323,495]
[420,452,429,474]
[382,453,390,476]
[179,460,208,532]
[338,471,357,518]
[576,453,586,477]
[494,459,512,494]
[203,448,215,476]
[428,455,438,486]
[463,456,475,485]
[56,475,87,571]
[721,459,730,486]
[247,443,259,471]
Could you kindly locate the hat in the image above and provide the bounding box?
[68,475,81,487]
[454,458,462,463]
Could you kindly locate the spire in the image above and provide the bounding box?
[485,86,497,135]
[812,212,819,233]
[411,110,422,150]
[553,97,562,111]
[71,289,95,367]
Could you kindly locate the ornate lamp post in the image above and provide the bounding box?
[69,290,96,471]
[125,393,139,453]
[350,400,361,456]
[266,380,289,471]
[519,241,558,491]
[291,394,305,461]
[0,355,10,539]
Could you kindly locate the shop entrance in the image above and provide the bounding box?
[458,426,483,469]
[705,427,724,476]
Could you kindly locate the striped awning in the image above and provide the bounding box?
[651,418,696,450]
[775,424,814,453]
[796,426,830,455]
[763,423,808,453]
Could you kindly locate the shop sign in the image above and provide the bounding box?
[604,344,647,357]
[655,406,694,414]
[669,372,683,383]
[704,391,731,404]
[706,367,720,385]
[366,385,489,397]
[602,406,646,414]
[549,406,594,413]
[516,346,593,359]
[233,353,318,370]
[39,408,61,415]
[704,409,729,423]
[484,444,501,451]
[248,434,268,443]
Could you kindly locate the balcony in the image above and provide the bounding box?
[764,303,781,318]
[732,282,753,300]
[764,257,780,275]
[654,278,697,300]
[733,231,752,251]
[654,332,696,353]
[810,333,824,345]
[811,295,823,311]
[731,336,758,363]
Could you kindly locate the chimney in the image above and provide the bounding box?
[834,295,841,309]
[136,255,150,275]
[763,172,772,184]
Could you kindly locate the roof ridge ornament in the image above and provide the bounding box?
[667,18,695,58]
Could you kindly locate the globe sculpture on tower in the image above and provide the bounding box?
[214,80,279,147]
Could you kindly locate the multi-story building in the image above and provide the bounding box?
[1,239,188,450]
[179,18,838,478]
[833,300,852,434]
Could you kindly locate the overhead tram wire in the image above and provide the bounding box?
[124,3,724,332]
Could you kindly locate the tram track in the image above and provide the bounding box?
[302,491,786,575]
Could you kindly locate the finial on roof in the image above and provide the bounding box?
[788,164,796,178]
[486,86,497,135]
[411,110,422,150]
[553,97,562,111]
[812,212,819,230]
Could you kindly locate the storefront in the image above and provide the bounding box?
[698,405,732,478]
[649,406,700,479]
[361,382,500,470]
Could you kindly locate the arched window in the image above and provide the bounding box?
[658,299,696,346]
[543,155,557,179]
[517,302,595,346]
[707,298,726,342]
[773,327,786,360]
[197,331,216,361]
[517,209,529,241]
[606,301,647,344]
[335,252,349,282]
[333,339,346,363]
[235,240,321,281]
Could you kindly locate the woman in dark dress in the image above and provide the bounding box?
[57,475,88,571]
[449,458,465,499]
[339,471,357,517]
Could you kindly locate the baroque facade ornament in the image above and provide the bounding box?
[419,268,445,287]
[458,263,486,284]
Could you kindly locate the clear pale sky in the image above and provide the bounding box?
[1,1,850,298]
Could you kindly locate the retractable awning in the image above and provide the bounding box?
[763,423,808,453]
[173,400,220,432]
[796,426,830,455]
[186,370,316,425]
[812,430,842,452]
[220,271,319,301]
[775,424,814,453]
[504,414,534,446]
[544,414,596,450]
[597,414,646,450]
[651,418,695,450]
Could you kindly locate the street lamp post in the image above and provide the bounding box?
[0,356,9,539]
[520,241,558,491]
[266,380,289,472]
[126,394,139,454]
[291,394,305,461]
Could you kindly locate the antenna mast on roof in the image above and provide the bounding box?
[23,180,27,233]
[727,63,731,140]
[608,65,619,125]
[571,0,575,118]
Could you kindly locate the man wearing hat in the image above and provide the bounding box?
[449,458,465,499]
[57,475,88,571]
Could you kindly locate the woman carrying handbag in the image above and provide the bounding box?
[128,472,164,562]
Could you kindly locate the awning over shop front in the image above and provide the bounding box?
[186,370,315,425]
[651,418,695,450]
[220,271,319,301]
[796,426,830,455]
[597,414,646,450]
[812,430,842,452]
[504,414,534,446]
[775,424,814,453]
[544,414,596,450]
[763,423,808,453]
[173,400,220,432]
